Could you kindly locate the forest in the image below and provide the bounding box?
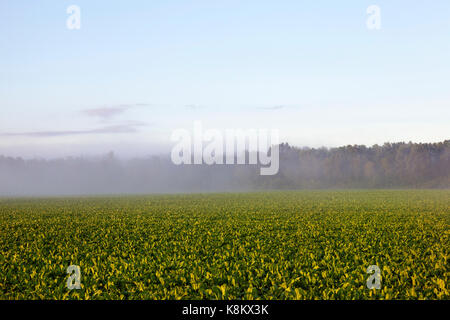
[0,140,449,195]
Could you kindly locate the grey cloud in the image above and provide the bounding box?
[0,123,147,138]
[258,105,285,110]
[185,104,205,110]
[83,103,153,119]
[83,107,128,119]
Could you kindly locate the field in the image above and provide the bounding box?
[0,190,448,300]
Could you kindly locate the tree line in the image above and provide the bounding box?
[0,140,448,195]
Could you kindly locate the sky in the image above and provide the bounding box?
[0,0,449,158]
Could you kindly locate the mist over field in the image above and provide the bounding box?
[1,140,448,196]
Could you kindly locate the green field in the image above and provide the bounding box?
[0,190,448,300]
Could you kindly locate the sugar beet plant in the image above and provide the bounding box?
[0,190,448,299]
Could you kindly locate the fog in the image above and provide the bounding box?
[0,152,260,196]
[0,141,449,196]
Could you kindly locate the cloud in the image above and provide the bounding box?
[83,103,153,119]
[0,122,148,137]
[185,104,205,110]
[83,107,127,119]
[257,105,285,110]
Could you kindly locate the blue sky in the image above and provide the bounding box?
[1,0,449,158]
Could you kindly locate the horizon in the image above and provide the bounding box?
[0,138,448,161]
